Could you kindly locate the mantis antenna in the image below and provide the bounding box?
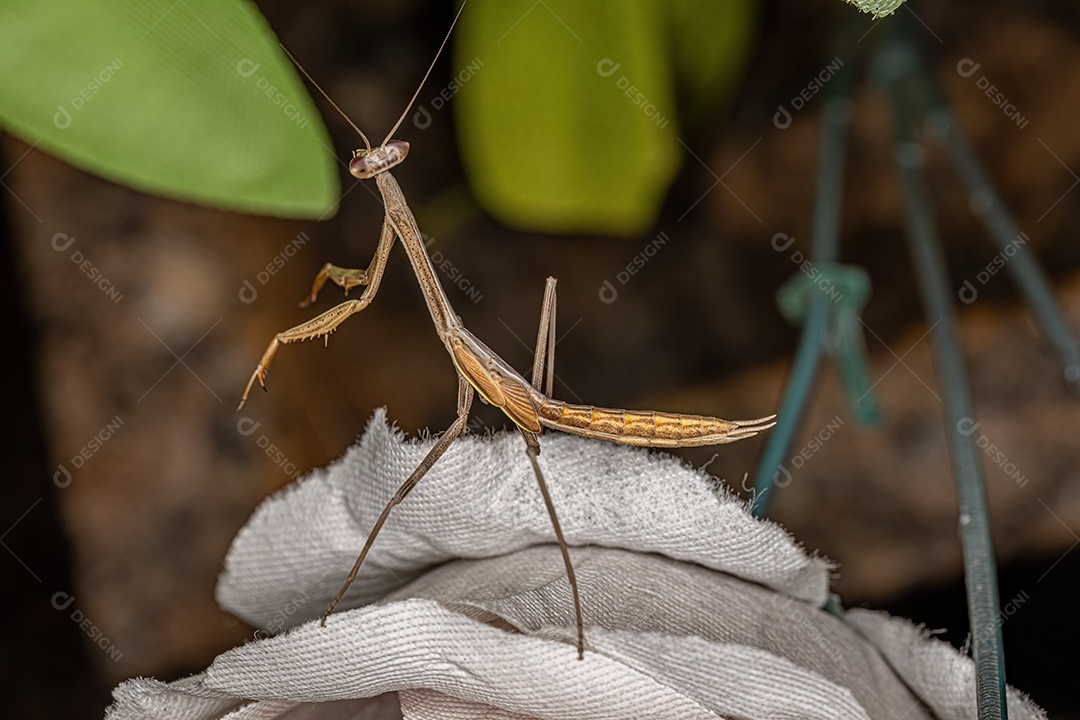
[278,42,372,151]
[382,0,469,146]
[277,0,468,153]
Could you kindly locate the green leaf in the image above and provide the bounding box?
[0,0,338,219]
[454,0,755,236]
[666,0,756,127]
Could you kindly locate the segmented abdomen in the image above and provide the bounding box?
[534,395,775,448]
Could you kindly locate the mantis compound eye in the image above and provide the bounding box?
[349,140,410,179]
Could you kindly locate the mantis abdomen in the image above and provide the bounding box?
[532,394,775,448]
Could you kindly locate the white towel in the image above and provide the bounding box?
[106,410,1045,720]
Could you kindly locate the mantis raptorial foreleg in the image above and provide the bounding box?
[321,376,475,625]
[299,263,372,309]
[236,217,396,410]
[519,276,585,658]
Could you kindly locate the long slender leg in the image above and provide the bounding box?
[544,283,556,398]
[523,277,584,658]
[322,377,474,624]
[530,277,558,397]
[236,218,396,410]
[520,431,584,659]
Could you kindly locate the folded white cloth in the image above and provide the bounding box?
[107,410,1045,719]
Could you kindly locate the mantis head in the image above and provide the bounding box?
[350,141,410,179]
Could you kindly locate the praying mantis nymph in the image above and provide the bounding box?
[237,2,775,660]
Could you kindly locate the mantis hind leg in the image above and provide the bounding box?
[530,277,558,397]
[522,276,584,659]
[520,431,584,660]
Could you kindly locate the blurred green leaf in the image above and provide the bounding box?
[0,0,338,219]
[666,0,756,126]
[454,0,755,236]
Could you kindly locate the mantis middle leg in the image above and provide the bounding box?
[321,376,475,624]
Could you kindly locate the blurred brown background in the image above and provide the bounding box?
[3,0,1079,717]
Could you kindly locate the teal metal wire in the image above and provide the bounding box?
[891,122,1008,720]
[750,22,859,517]
[747,9,1080,717]
[750,4,1079,715]
[920,69,1080,392]
[879,32,1007,719]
